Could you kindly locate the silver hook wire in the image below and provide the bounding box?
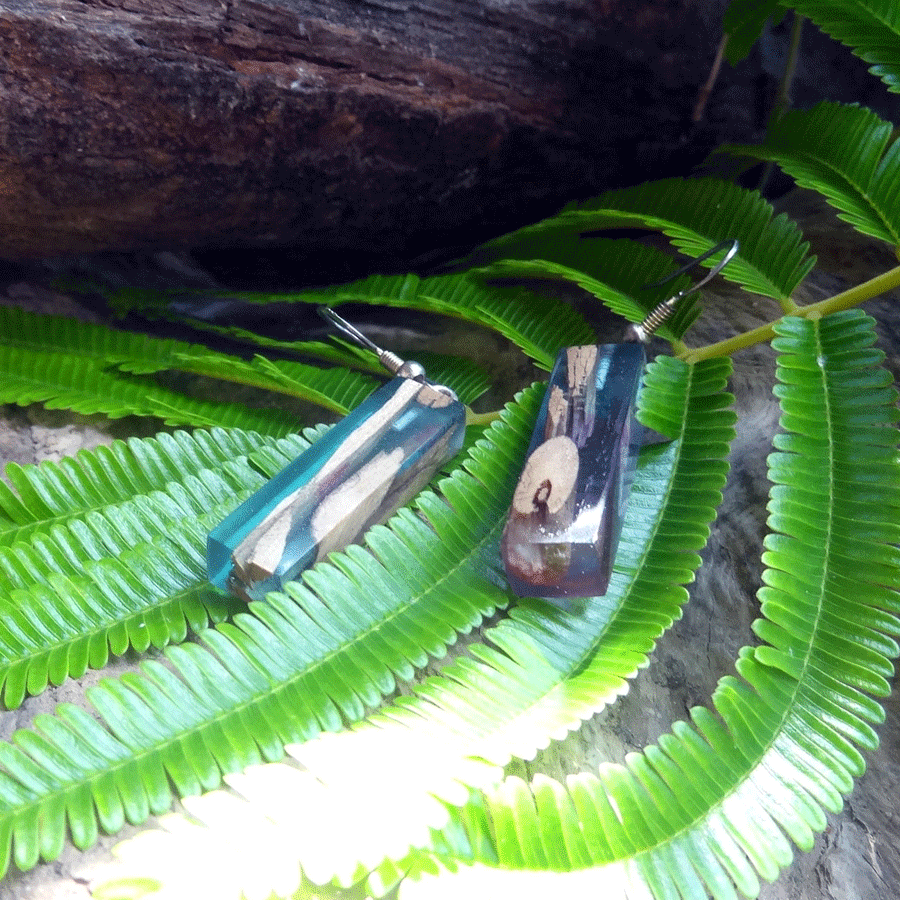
[318,306,427,380]
[318,306,384,356]
[643,239,739,296]
[628,239,739,342]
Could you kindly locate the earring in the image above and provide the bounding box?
[207,308,466,601]
[501,240,739,599]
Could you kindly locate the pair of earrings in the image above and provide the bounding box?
[206,241,737,602]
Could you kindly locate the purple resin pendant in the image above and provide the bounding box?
[501,239,740,599]
[501,342,645,598]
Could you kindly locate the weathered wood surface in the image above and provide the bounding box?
[0,0,729,264]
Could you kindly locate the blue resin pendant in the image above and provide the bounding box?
[502,239,739,599]
[207,312,465,601]
[502,342,645,598]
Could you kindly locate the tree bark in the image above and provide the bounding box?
[0,0,726,265]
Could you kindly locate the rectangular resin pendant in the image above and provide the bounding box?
[501,342,645,598]
[208,376,465,601]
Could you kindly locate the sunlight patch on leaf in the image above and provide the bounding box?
[92,356,735,897]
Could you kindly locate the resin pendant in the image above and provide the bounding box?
[207,312,465,601]
[501,239,739,599]
[501,342,645,598]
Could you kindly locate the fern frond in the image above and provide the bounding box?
[475,178,814,304]
[722,102,900,246]
[395,310,900,899]
[0,428,292,546]
[120,317,492,406]
[149,273,595,371]
[784,0,900,94]
[0,390,535,874]
[172,352,378,414]
[474,238,701,342]
[0,429,333,707]
[92,354,736,895]
[0,306,298,432]
[0,518,232,710]
[3,303,382,416]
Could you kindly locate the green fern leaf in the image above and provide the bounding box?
[0,428,292,546]
[475,239,702,342]
[393,310,900,899]
[722,102,900,246]
[121,318,492,405]
[0,523,228,710]
[476,178,814,304]
[722,0,786,65]
[168,273,595,371]
[173,352,377,414]
[0,306,298,433]
[91,354,736,895]
[0,390,535,873]
[0,303,384,419]
[784,0,900,94]
[0,342,290,433]
[0,430,331,706]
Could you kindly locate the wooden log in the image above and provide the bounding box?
[0,0,727,265]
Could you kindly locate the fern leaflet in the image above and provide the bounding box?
[723,101,900,246]
[472,178,815,304]
[722,0,786,64]
[784,0,900,94]
[115,273,596,371]
[0,304,379,423]
[0,430,330,707]
[473,238,702,342]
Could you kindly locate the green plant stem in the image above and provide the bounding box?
[800,265,900,316]
[773,14,804,124]
[681,263,900,363]
[466,409,501,427]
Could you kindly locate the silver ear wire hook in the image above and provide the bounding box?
[318,307,427,381]
[626,239,739,343]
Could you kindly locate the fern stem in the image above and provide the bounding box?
[773,14,804,125]
[682,264,900,363]
[172,356,355,414]
[798,263,900,316]
[692,34,728,123]
[680,321,778,363]
[466,408,502,426]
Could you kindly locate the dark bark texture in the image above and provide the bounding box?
[3,1,900,275]
[1,0,734,266]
